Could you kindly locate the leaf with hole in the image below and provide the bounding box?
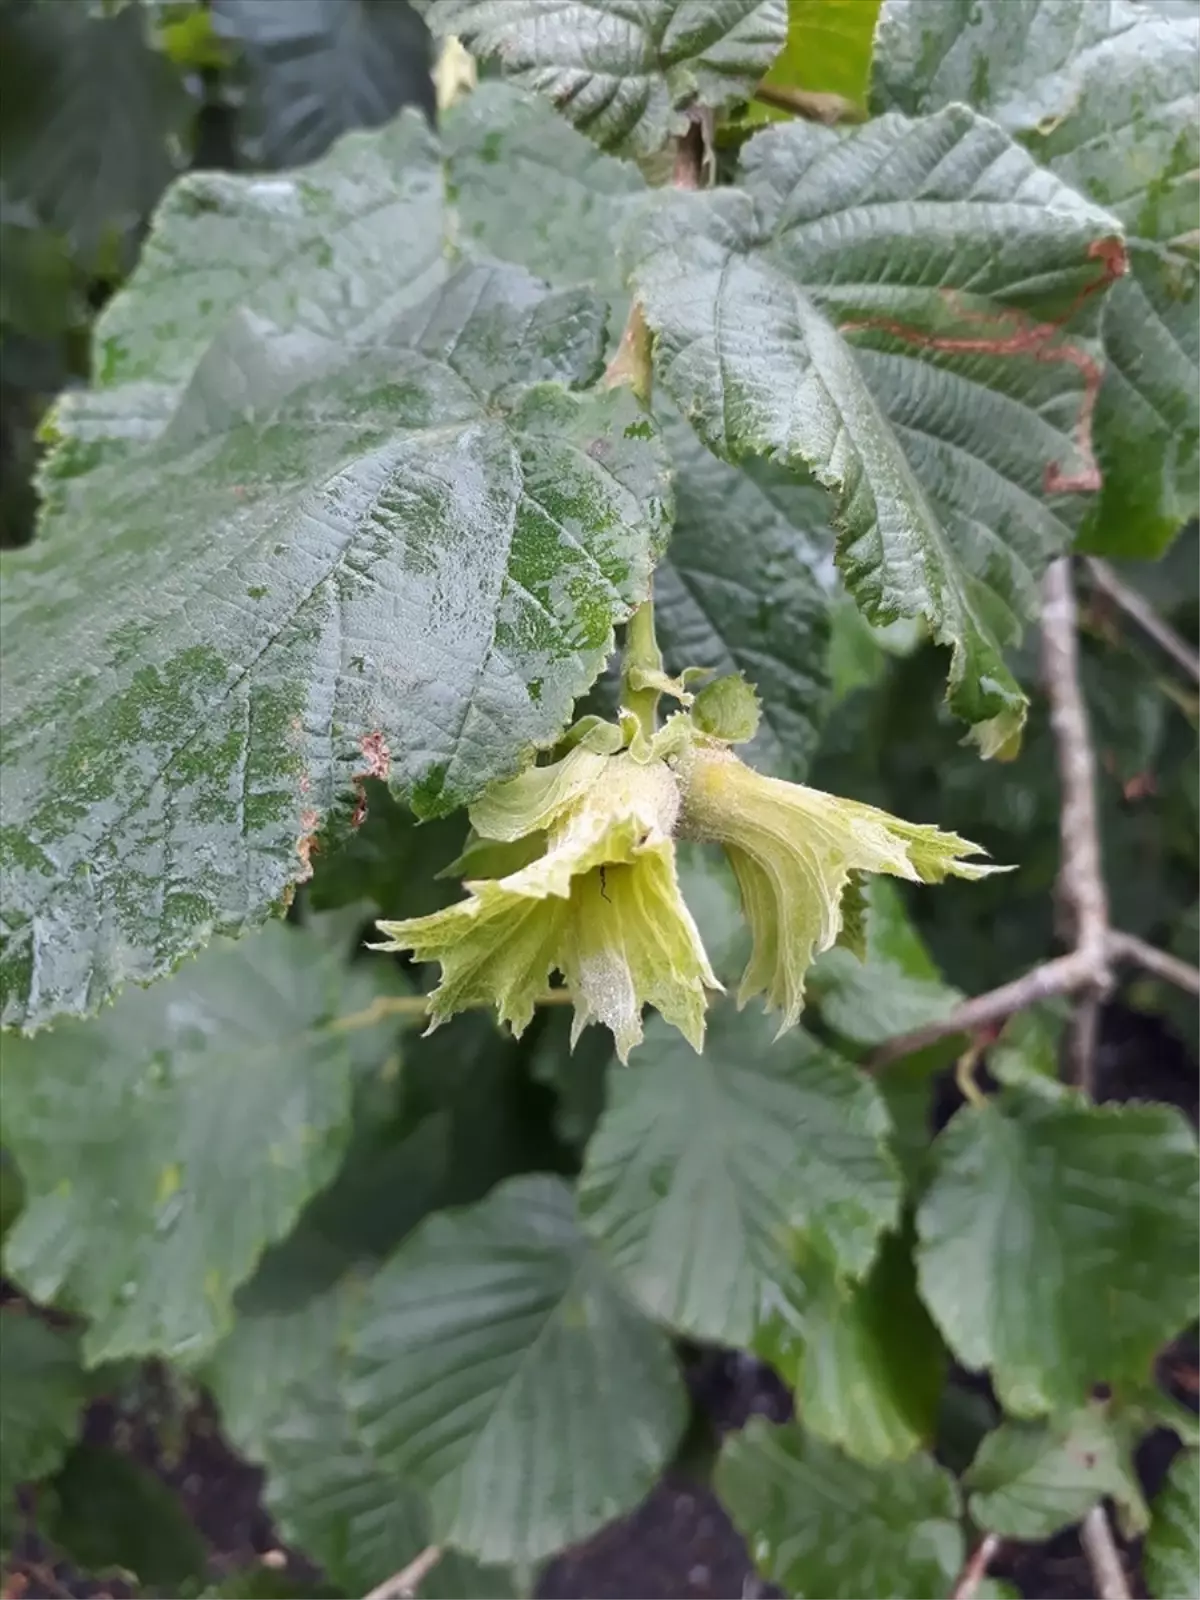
[965,1403,1147,1541]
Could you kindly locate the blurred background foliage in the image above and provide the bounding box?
[0,0,436,550]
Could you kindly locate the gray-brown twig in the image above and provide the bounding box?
[752,83,865,124]
[1080,1506,1132,1600]
[871,557,1200,1075]
[1041,557,1111,1090]
[870,951,1094,1067]
[362,1545,443,1600]
[951,1533,1002,1600]
[869,930,1200,1067]
[1086,557,1200,684]
[1109,930,1200,996]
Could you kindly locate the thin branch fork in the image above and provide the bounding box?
[1085,556,1200,684]
[362,1545,443,1600]
[1080,1506,1132,1600]
[951,1533,1002,1600]
[868,930,1200,1067]
[871,558,1199,1074]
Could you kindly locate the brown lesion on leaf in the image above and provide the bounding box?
[838,234,1130,496]
[296,807,320,882]
[350,730,391,827]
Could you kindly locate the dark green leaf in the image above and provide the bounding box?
[987,1003,1069,1101]
[1,106,671,1030]
[577,1007,899,1347]
[655,405,834,780]
[674,840,752,989]
[966,1403,1147,1541]
[421,0,789,156]
[213,0,435,167]
[44,1444,208,1589]
[755,1228,946,1465]
[1145,1448,1200,1600]
[0,1313,87,1508]
[308,781,466,915]
[1,922,393,1364]
[917,1095,1200,1414]
[809,878,962,1050]
[0,2,190,265]
[209,1270,511,1597]
[0,196,79,341]
[874,0,1200,559]
[716,1419,964,1598]
[527,1006,614,1148]
[628,105,1126,753]
[347,1175,687,1563]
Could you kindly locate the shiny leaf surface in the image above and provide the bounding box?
[628,105,1126,752]
[874,0,1200,558]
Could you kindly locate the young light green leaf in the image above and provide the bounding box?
[1145,1449,1200,1600]
[1,923,390,1366]
[654,406,835,782]
[749,0,882,121]
[627,105,1127,752]
[874,0,1199,559]
[2,191,670,1029]
[347,1175,687,1564]
[0,1313,87,1511]
[966,1403,1148,1541]
[917,1096,1200,1415]
[577,1007,900,1346]
[419,0,789,156]
[212,0,436,167]
[716,1419,964,1598]
[209,1269,512,1598]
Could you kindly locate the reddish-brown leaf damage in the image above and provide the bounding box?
[839,235,1128,497]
